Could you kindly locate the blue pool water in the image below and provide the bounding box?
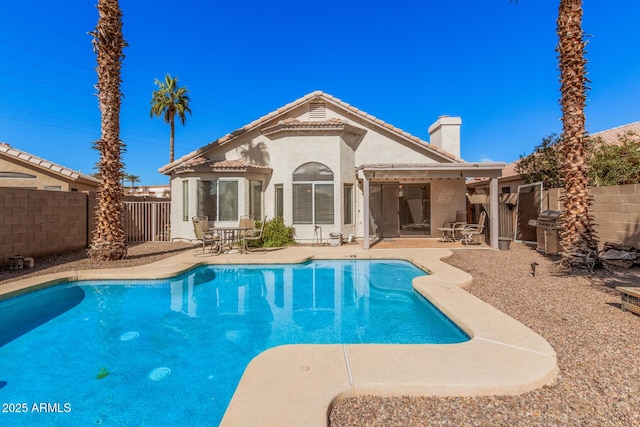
[0,260,468,426]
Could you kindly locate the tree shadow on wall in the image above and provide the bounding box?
[240,141,270,166]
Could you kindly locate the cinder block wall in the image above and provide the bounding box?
[544,184,640,249]
[0,188,91,265]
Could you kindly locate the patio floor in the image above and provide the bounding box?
[366,237,490,249]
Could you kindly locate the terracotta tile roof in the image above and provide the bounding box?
[178,157,272,172]
[260,117,366,136]
[0,142,99,184]
[159,91,461,174]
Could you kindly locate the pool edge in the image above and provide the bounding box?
[0,246,558,427]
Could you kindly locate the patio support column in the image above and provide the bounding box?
[363,176,370,250]
[490,177,499,249]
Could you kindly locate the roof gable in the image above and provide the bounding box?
[159,91,461,174]
[0,142,99,185]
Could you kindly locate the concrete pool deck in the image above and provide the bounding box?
[0,245,558,426]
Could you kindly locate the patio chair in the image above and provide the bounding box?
[239,215,255,229]
[243,216,266,253]
[460,211,487,245]
[192,216,221,254]
[441,210,467,241]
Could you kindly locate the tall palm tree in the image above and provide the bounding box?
[556,0,598,266]
[150,74,192,163]
[512,0,598,267]
[88,0,128,261]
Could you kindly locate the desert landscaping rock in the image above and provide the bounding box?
[330,243,640,427]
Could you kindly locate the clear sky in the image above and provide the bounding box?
[1,1,639,185]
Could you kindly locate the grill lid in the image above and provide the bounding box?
[537,210,561,221]
[534,210,562,228]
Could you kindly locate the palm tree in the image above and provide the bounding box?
[150,74,192,163]
[124,173,140,194]
[512,0,598,267]
[87,0,128,261]
[556,0,598,267]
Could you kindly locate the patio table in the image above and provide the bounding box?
[210,226,251,253]
[436,227,460,243]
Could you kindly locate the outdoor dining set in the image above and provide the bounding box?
[192,215,265,254]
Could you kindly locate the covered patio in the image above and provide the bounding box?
[357,162,505,250]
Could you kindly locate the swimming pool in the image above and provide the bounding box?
[0,259,468,426]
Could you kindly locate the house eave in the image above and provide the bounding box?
[172,164,273,176]
[260,119,367,138]
[356,162,505,180]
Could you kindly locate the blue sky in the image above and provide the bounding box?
[1,1,639,185]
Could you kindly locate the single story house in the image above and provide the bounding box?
[0,142,100,192]
[159,91,505,249]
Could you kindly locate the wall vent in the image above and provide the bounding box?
[309,102,326,119]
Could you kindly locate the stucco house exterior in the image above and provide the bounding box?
[160,91,504,249]
[0,142,100,192]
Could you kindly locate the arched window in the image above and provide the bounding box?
[292,162,334,224]
[292,162,333,182]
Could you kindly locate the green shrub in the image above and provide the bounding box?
[247,217,296,248]
[516,131,640,188]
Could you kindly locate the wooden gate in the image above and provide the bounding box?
[498,193,517,239]
[468,193,517,241]
[123,201,171,242]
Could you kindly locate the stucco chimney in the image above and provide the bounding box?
[428,116,461,158]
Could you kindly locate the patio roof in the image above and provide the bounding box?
[357,162,505,180]
[357,162,505,251]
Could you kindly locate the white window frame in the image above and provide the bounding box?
[293,181,334,224]
[198,179,239,222]
[182,180,189,221]
[343,183,353,225]
[274,184,284,218]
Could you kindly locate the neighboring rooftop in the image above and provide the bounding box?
[467,120,640,186]
[0,142,99,185]
[590,121,640,145]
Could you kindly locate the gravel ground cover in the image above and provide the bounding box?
[330,242,640,427]
[0,242,194,287]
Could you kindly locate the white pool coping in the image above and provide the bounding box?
[0,246,558,427]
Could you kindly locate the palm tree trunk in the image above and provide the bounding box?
[170,118,175,163]
[557,0,598,267]
[88,0,127,261]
